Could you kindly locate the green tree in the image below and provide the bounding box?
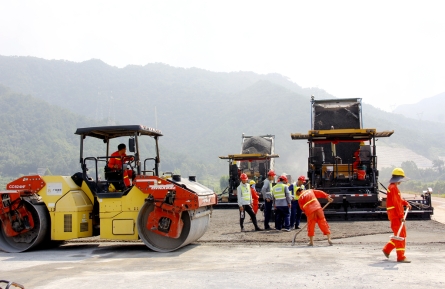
[432,159,444,174]
[220,175,229,190]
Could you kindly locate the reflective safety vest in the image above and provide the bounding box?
[272,183,286,200]
[241,184,251,202]
[292,185,300,200]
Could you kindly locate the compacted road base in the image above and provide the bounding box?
[1,209,444,288]
[0,241,444,289]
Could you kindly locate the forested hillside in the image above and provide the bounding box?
[1,56,445,186]
[0,86,94,176]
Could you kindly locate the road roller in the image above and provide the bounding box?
[0,125,217,253]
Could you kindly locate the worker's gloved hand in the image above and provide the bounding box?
[266,198,271,202]
[327,197,334,203]
[239,206,244,211]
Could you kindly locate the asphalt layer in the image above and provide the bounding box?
[1,208,444,288]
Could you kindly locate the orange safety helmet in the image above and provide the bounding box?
[240,173,248,181]
[278,175,288,183]
[267,170,276,177]
[298,175,306,181]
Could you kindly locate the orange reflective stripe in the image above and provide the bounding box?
[124,176,128,179]
[387,206,395,210]
[389,241,395,246]
[396,248,405,251]
[303,198,317,209]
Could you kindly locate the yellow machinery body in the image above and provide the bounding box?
[0,125,217,253]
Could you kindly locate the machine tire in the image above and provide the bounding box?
[0,201,49,253]
[137,202,210,252]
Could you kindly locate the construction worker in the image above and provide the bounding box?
[261,170,276,230]
[272,175,292,231]
[250,180,259,214]
[237,173,262,232]
[352,141,364,170]
[382,168,412,263]
[108,143,134,187]
[297,187,333,246]
[289,175,306,229]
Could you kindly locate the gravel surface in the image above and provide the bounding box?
[199,208,445,244]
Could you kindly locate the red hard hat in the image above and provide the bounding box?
[298,175,306,181]
[278,175,288,183]
[240,173,248,181]
[267,170,276,177]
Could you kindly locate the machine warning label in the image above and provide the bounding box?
[47,183,63,195]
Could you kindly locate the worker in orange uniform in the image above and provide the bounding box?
[108,143,134,187]
[297,187,333,246]
[237,173,262,232]
[249,180,259,214]
[382,168,412,263]
[352,141,364,171]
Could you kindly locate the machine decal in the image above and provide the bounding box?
[47,183,63,195]
[150,184,175,190]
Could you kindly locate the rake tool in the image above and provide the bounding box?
[291,201,331,246]
[390,208,409,241]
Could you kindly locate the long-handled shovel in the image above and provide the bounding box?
[291,201,331,246]
[390,208,409,241]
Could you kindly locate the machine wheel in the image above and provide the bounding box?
[0,201,49,253]
[137,202,210,252]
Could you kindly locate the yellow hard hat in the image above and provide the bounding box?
[249,180,255,185]
[389,168,409,183]
[391,168,405,177]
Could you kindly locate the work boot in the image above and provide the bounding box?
[308,236,314,246]
[241,228,246,232]
[255,227,263,231]
[382,250,390,258]
[295,226,301,230]
[397,258,411,263]
[327,234,333,246]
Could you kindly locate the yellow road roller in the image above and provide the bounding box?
[0,125,217,252]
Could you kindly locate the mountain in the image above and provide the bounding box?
[1,56,445,181]
[393,92,445,123]
[0,86,96,176]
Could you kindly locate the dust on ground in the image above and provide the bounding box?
[199,208,445,244]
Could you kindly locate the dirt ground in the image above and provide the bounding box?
[199,208,445,244]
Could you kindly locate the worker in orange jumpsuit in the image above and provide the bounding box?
[249,180,259,214]
[352,141,365,170]
[382,168,412,263]
[108,143,133,187]
[297,187,333,246]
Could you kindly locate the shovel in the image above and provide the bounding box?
[390,208,409,241]
[291,201,331,246]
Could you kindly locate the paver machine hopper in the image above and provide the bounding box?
[218,134,278,204]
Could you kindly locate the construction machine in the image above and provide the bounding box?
[0,125,217,253]
[218,134,278,204]
[290,97,433,219]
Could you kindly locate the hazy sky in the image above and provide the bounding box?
[1,0,444,111]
